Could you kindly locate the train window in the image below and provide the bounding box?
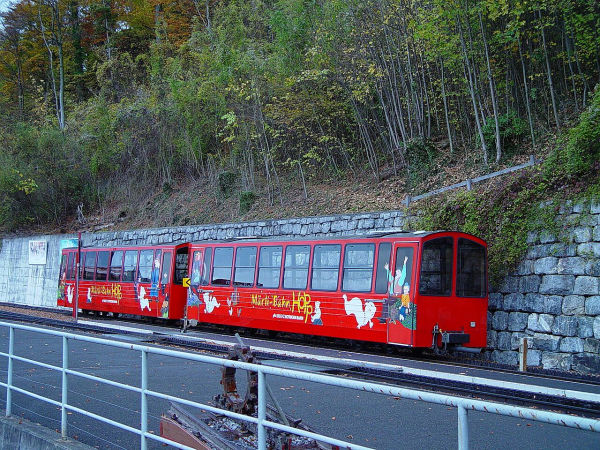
[311,244,341,291]
[212,247,233,286]
[375,243,392,294]
[59,255,67,283]
[456,239,487,297]
[389,247,413,296]
[138,250,154,283]
[283,245,310,290]
[419,238,453,296]
[83,251,96,280]
[190,251,203,285]
[257,246,282,288]
[342,243,375,292]
[95,251,109,281]
[174,247,189,285]
[67,253,75,280]
[234,247,257,287]
[202,248,213,286]
[122,251,138,282]
[108,251,123,282]
[161,252,172,284]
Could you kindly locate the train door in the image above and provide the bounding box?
[184,247,205,328]
[387,242,418,346]
[158,250,172,318]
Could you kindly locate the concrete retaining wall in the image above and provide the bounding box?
[0,416,92,449]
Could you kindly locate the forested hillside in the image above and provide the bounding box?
[0,0,599,233]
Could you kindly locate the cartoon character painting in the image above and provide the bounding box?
[139,286,150,311]
[203,292,220,314]
[66,285,74,304]
[343,294,376,329]
[311,301,323,326]
[86,288,92,304]
[382,255,416,329]
[160,296,169,318]
[385,256,408,296]
[150,258,160,297]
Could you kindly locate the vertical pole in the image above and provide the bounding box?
[458,405,469,450]
[141,350,148,450]
[519,338,528,372]
[6,327,14,416]
[61,336,69,438]
[74,232,81,321]
[257,370,266,449]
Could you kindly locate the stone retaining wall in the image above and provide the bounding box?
[488,200,600,372]
[84,210,413,247]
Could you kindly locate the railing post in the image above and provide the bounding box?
[257,370,266,449]
[140,349,148,450]
[61,336,69,438]
[458,405,469,450]
[6,326,14,417]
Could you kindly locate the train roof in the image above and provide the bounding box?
[66,230,486,251]
[189,230,486,244]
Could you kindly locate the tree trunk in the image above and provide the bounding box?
[538,9,560,130]
[479,11,501,162]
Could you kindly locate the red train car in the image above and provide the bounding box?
[59,231,488,349]
[58,243,190,320]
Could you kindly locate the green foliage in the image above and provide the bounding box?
[481,111,528,159]
[405,139,437,188]
[563,86,600,176]
[218,171,238,198]
[239,191,256,214]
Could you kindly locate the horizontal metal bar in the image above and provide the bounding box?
[0,383,62,408]
[66,403,140,435]
[0,351,63,372]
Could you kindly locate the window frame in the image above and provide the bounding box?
[108,250,124,282]
[310,244,341,292]
[233,246,258,287]
[456,238,487,298]
[283,244,311,290]
[418,237,454,297]
[342,243,376,293]
[257,246,283,289]
[211,247,234,286]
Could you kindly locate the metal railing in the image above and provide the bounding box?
[1,321,599,450]
[404,155,540,206]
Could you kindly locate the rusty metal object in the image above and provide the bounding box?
[215,344,259,416]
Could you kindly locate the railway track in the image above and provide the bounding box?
[1,303,600,419]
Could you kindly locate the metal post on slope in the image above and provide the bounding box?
[61,336,69,438]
